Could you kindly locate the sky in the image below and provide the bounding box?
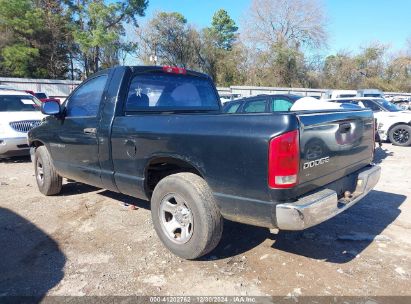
[140,0,411,55]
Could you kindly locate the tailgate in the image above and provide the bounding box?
[297,109,374,190]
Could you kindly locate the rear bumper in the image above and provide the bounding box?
[276,165,381,230]
[0,137,30,158]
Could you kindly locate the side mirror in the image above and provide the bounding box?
[41,100,61,116]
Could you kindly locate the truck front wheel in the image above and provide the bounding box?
[389,124,411,146]
[34,146,62,195]
[151,173,223,259]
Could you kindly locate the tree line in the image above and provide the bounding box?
[1,0,410,92]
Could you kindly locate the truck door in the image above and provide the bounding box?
[49,74,108,187]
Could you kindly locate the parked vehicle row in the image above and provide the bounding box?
[223,93,411,147]
[322,89,384,99]
[326,97,411,146]
[222,94,360,113]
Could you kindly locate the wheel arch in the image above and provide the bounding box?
[29,139,46,148]
[387,121,411,134]
[387,122,411,145]
[144,155,206,199]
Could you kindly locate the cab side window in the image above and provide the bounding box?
[242,99,267,113]
[66,75,108,117]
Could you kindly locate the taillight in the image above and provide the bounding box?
[162,66,187,74]
[268,130,300,188]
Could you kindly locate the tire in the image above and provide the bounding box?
[388,124,411,146]
[34,146,62,195]
[151,173,223,259]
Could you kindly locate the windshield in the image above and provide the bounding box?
[0,95,40,112]
[34,93,47,99]
[339,94,357,98]
[374,99,402,112]
[364,94,382,97]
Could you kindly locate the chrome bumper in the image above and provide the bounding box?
[276,165,381,230]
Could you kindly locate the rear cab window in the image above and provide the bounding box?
[125,72,219,112]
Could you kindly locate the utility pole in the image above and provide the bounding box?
[149,42,158,65]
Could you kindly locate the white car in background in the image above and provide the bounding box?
[356,89,384,98]
[322,89,357,99]
[326,97,411,146]
[0,90,44,158]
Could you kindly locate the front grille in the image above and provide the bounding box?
[9,120,41,133]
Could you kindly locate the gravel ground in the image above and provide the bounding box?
[0,144,410,298]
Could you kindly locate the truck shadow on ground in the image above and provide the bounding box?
[208,190,405,263]
[99,190,151,209]
[57,183,405,264]
[97,191,273,259]
[0,155,31,164]
[60,181,99,196]
[373,147,394,164]
[0,207,65,300]
[272,190,405,263]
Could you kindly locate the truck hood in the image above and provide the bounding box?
[0,111,45,124]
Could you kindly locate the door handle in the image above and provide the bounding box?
[83,128,97,135]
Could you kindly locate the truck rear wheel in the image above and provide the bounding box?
[151,173,223,259]
[34,146,62,195]
[389,124,411,146]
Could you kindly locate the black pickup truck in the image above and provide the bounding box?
[28,66,381,259]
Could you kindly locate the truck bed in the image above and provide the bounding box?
[110,108,374,227]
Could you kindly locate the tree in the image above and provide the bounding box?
[242,0,327,50]
[36,0,72,78]
[322,52,360,89]
[70,0,148,76]
[239,0,327,88]
[1,44,40,77]
[137,12,199,68]
[207,9,238,50]
[320,43,411,91]
[384,55,411,92]
[189,10,240,85]
[355,43,387,79]
[0,0,46,77]
[0,0,75,78]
